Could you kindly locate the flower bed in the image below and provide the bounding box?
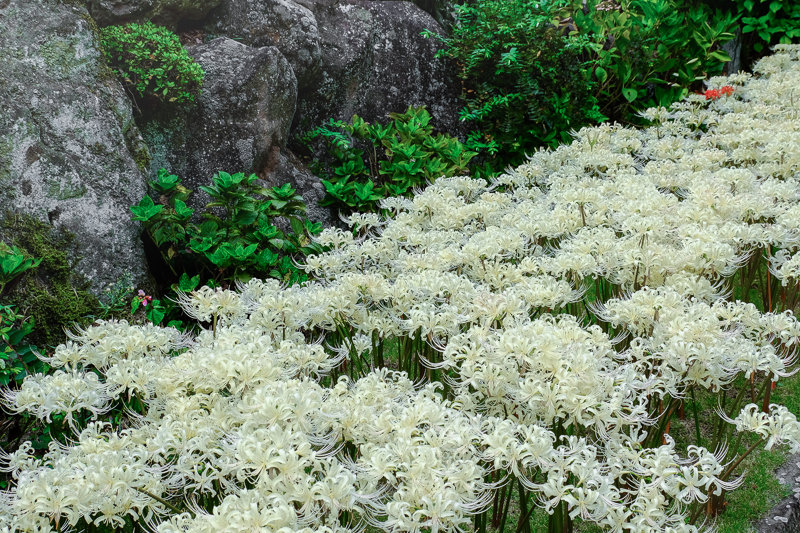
[3,45,800,532]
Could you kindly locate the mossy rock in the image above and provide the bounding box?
[0,214,98,349]
[0,0,152,296]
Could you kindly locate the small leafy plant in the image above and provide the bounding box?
[0,304,41,387]
[128,274,200,329]
[95,274,136,320]
[305,106,485,213]
[0,244,41,295]
[0,310,41,391]
[100,21,204,105]
[0,243,43,387]
[742,1,800,50]
[131,169,323,291]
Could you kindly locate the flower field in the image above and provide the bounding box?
[3,45,800,532]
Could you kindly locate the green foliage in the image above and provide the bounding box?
[305,106,484,212]
[132,169,323,289]
[0,243,41,294]
[0,240,49,464]
[426,0,735,167]
[574,0,737,120]
[0,304,43,387]
[0,216,98,348]
[424,0,601,168]
[99,21,204,105]
[738,0,800,53]
[0,243,43,387]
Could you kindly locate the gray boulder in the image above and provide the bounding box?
[292,0,462,137]
[0,0,151,295]
[265,150,333,227]
[86,0,221,27]
[207,0,321,85]
[138,37,298,206]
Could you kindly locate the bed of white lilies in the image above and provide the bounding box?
[3,45,800,533]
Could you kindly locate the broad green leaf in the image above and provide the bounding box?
[228,243,257,261]
[174,199,194,219]
[214,171,232,188]
[189,237,213,253]
[254,249,278,268]
[234,209,258,226]
[270,199,288,210]
[289,217,305,236]
[622,88,638,103]
[177,273,200,292]
[151,169,180,193]
[130,195,164,222]
[709,50,732,62]
[147,305,166,325]
[618,62,632,85]
[0,255,23,277]
[205,247,230,267]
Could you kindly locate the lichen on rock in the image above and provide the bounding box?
[0,0,151,296]
[86,0,221,28]
[207,0,322,85]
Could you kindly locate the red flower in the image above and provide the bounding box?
[704,86,734,101]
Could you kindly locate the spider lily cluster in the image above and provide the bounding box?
[3,45,800,533]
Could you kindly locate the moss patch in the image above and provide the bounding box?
[45,178,87,201]
[0,214,98,349]
[126,125,152,174]
[39,38,78,74]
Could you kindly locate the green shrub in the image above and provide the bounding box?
[710,0,800,64]
[305,106,488,213]
[426,0,736,168]
[740,0,800,50]
[0,304,41,386]
[131,169,323,292]
[424,0,602,168]
[99,22,204,105]
[574,0,737,121]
